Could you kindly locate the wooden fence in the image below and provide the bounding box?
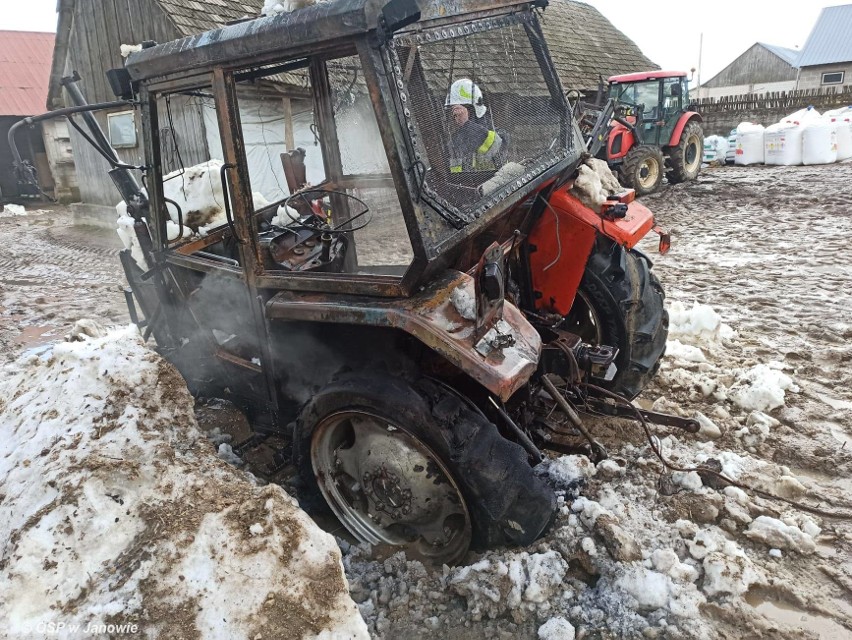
[692,86,852,135]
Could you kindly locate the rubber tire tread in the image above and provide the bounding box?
[578,238,668,399]
[667,120,703,184]
[294,372,557,551]
[620,145,665,196]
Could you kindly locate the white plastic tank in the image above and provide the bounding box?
[735,122,765,165]
[802,118,838,165]
[764,107,821,166]
[825,106,852,161]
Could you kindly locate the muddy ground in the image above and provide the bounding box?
[1,162,851,639]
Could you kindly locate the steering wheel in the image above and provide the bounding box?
[282,188,372,234]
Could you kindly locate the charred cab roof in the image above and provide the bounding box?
[125,0,544,83]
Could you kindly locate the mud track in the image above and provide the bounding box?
[1,163,851,639]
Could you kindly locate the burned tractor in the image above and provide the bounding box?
[11,0,687,564]
[574,71,704,195]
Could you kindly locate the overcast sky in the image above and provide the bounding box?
[3,0,839,84]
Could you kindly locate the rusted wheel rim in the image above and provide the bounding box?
[311,410,472,563]
[563,289,603,344]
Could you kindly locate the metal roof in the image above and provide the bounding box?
[797,4,852,67]
[758,42,800,67]
[0,31,55,116]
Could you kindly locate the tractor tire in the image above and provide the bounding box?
[667,120,703,183]
[620,145,665,196]
[563,237,668,399]
[294,372,556,564]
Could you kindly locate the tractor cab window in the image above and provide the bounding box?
[151,84,244,252]
[612,81,661,120]
[231,53,413,276]
[663,77,683,114]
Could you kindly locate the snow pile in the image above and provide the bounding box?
[262,0,327,15]
[668,300,732,344]
[537,454,596,491]
[0,323,367,639]
[538,617,575,639]
[119,43,142,57]
[744,516,817,554]
[659,301,799,415]
[0,203,27,217]
[729,363,799,412]
[570,158,622,210]
[448,551,569,622]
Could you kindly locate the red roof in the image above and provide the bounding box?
[0,31,55,116]
[608,70,687,84]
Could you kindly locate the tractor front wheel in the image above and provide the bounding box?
[294,372,557,565]
[667,120,703,183]
[563,238,668,399]
[620,145,665,196]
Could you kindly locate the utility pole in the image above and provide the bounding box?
[697,32,703,99]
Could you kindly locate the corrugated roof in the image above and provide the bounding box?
[797,4,852,67]
[0,31,55,116]
[759,42,800,67]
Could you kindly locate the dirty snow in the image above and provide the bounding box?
[0,323,367,639]
[2,164,852,639]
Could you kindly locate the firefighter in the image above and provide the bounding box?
[445,78,504,174]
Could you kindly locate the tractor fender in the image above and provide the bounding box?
[527,186,656,316]
[264,271,541,402]
[667,111,703,147]
[607,121,636,161]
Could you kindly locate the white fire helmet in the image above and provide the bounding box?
[446,78,487,119]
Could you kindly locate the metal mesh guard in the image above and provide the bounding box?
[387,12,575,227]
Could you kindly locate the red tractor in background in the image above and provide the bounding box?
[576,70,704,195]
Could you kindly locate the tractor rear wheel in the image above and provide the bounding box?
[294,372,557,564]
[620,145,665,195]
[667,120,703,183]
[563,237,668,399]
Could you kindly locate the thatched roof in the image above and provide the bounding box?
[154,0,656,93]
[540,1,658,93]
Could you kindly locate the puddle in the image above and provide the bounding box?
[15,325,60,351]
[801,381,852,411]
[745,590,850,639]
[791,466,852,494]
[829,427,850,447]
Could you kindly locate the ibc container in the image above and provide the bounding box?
[735,123,765,165]
[802,118,838,165]
[825,106,852,161]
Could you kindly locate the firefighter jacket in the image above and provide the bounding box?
[450,120,504,173]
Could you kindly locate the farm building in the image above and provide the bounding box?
[0,30,78,203]
[47,0,655,220]
[796,3,852,90]
[697,42,800,99]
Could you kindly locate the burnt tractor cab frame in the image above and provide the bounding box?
[12,0,692,563]
[574,70,704,195]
